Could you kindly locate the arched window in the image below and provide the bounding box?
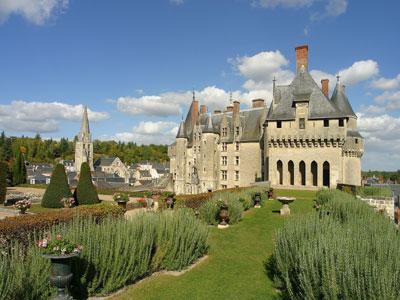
[288,161,294,185]
[277,160,283,185]
[299,161,306,186]
[323,161,330,187]
[311,161,318,186]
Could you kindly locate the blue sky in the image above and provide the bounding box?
[0,0,399,170]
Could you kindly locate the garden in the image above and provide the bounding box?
[1,161,398,300]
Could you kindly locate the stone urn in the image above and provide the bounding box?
[42,253,79,300]
[218,204,229,228]
[267,188,275,200]
[253,192,262,208]
[117,201,127,210]
[277,197,296,216]
[166,196,174,209]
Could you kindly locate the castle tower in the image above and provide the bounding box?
[75,106,94,172]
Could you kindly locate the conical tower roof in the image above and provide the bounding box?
[176,121,187,139]
[203,114,215,134]
[330,79,356,118]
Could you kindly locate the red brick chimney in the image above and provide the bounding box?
[233,101,240,114]
[295,45,308,73]
[191,100,199,125]
[321,79,329,98]
[200,104,207,114]
[252,99,265,108]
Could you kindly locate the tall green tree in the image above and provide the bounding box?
[12,149,26,185]
[76,162,99,205]
[41,164,72,208]
[0,161,7,204]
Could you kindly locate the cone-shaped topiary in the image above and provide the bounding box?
[0,161,7,204]
[41,163,72,208]
[76,162,99,205]
[12,149,26,185]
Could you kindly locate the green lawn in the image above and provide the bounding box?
[112,189,316,300]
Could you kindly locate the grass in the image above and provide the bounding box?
[111,189,316,300]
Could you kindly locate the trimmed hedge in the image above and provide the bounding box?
[0,203,124,248]
[41,163,72,208]
[356,186,393,198]
[0,161,7,204]
[76,162,99,205]
[272,190,400,299]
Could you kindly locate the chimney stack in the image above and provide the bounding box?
[252,99,265,108]
[191,99,199,125]
[295,45,308,73]
[321,79,329,98]
[233,100,240,114]
[200,104,207,114]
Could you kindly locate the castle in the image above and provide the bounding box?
[168,45,364,194]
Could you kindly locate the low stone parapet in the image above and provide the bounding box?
[357,195,394,219]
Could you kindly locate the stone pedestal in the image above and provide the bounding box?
[280,204,290,215]
[217,224,229,229]
[255,204,261,208]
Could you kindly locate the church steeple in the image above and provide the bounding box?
[75,105,94,172]
[78,106,91,143]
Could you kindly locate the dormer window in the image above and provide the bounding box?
[222,127,227,136]
[299,118,305,129]
[324,119,329,127]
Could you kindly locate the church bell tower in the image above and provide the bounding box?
[75,106,94,173]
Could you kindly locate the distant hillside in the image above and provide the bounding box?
[0,132,169,164]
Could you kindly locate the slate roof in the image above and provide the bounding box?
[330,82,357,118]
[347,130,363,138]
[267,69,351,121]
[94,157,116,167]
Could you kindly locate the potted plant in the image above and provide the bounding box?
[38,234,82,300]
[252,192,262,208]
[217,199,229,228]
[14,197,31,214]
[113,192,129,210]
[60,197,75,208]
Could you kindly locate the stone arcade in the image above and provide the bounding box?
[168,45,364,194]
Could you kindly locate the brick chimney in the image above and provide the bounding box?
[295,45,308,73]
[252,99,265,108]
[200,104,207,114]
[321,79,329,98]
[233,101,240,114]
[191,100,199,125]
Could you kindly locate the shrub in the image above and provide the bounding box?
[200,194,244,225]
[76,162,99,205]
[0,209,209,298]
[272,190,400,299]
[0,161,7,204]
[41,164,72,208]
[12,149,26,186]
[356,186,393,198]
[0,203,124,248]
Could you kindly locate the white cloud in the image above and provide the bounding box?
[0,101,109,133]
[254,0,314,9]
[309,70,337,90]
[374,90,400,111]
[108,121,179,145]
[324,0,347,17]
[0,0,68,25]
[357,113,400,170]
[371,74,400,90]
[170,0,184,5]
[338,60,379,85]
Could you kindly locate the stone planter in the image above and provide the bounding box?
[117,201,127,210]
[277,197,296,216]
[18,208,27,215]
[267,188,275,200]
[253,192,262,208]
[218,204,229,229]
[42,253,79,300]
[166,197,174,209]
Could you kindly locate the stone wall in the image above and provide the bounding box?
[357,195,395,219]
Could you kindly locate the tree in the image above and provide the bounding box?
[0,161,7,204]
[76,162,99,205]
[12,149,26,185]
[41,164,72,208]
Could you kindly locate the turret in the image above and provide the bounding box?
[331,76,357,129]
